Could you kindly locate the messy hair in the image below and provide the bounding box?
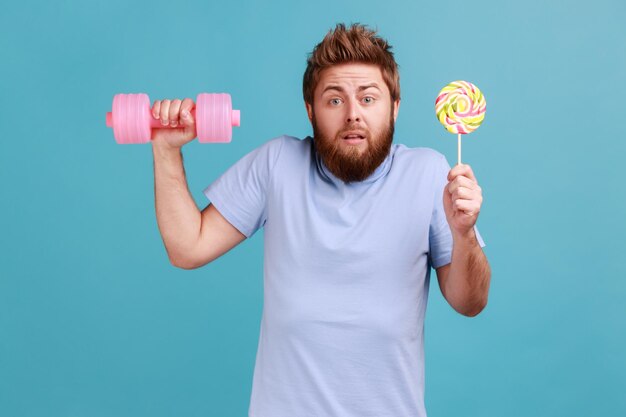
[302,22,401,106]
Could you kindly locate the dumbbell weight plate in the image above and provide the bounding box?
[196,93,238,143]
[111,93,152,144]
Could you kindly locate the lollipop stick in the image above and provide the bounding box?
[457,133,462,165]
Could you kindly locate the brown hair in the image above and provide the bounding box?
[302,23,401,106]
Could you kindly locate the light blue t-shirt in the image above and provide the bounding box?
[203,134,485,417]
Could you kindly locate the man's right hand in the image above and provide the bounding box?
[151,98,197,149]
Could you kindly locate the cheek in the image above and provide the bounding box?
[317,112,343,134]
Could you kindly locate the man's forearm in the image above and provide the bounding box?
[152,143,201,266]
[445,228,491,316]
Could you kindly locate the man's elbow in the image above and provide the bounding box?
[172,260,198,270]
[168,253,201,270]
[460,299,488,317]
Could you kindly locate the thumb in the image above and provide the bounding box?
[180,109,197,140]
[181,109,195,125]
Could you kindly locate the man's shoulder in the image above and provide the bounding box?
[255,134,310,154]
[279,134,312,150]
[392,143,447,166]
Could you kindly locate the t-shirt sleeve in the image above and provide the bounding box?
[202,136,284,239]
[428,153,486,269]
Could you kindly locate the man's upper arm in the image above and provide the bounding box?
[184,203,246,269]
[435,263,451,300]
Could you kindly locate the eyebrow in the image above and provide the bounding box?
[321,83,382,95]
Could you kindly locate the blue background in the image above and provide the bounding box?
[1,0,624,416]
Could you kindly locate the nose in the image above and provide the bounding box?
[346,98,361,123]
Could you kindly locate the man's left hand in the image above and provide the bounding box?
[442,163,483,237]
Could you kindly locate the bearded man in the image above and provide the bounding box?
[151,22,491,417]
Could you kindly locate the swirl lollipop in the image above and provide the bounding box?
[435,80,486,165]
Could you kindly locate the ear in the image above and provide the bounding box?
[393,99,400,122]
[305,101,313,122]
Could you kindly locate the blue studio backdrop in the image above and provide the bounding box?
[1,0,624,416]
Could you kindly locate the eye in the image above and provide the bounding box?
[362,96,375,104]
[330,98,342,106]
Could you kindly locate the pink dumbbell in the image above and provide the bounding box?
[105,93,241,144]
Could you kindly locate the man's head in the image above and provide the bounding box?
[303,23,401,184]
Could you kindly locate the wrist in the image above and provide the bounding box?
[451,227,477,243]
[152,141,182,156]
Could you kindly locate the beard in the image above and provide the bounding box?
[312,108,395,184]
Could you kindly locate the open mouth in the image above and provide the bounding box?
[342,132,366,143]
[342,136,365,145]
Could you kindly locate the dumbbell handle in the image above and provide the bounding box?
[105,108,240,129]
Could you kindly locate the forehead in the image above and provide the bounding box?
[316,63,387,94]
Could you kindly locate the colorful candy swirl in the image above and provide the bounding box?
[435,81,486,134]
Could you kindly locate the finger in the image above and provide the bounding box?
[447,175,477,194]
[160,99,171,125]
[451,186,473,201]
[448,163,477,182]
[169,99,182,127]
[454,198,480,216]
[180,98,195,125]
[152,100,161,119]
[452,186,483,206]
